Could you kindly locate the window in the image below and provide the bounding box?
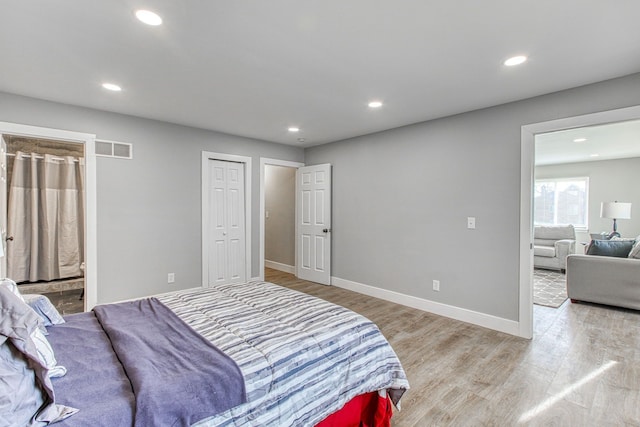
[534,177,589,228]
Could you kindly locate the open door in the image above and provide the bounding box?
[296,164,331,285]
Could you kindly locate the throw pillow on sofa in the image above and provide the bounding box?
[629,235,640,259]
[586,239,636,258]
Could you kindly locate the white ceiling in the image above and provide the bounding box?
[2,1,640,147]
[536,119,640,166]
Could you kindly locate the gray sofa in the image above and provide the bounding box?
[533,225,576,273]
[566,254,640,310]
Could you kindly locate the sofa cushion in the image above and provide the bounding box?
[586,240,635,258]
[534,246,556,257]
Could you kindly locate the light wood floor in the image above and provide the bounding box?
[265,268,640,426]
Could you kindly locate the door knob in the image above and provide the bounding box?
[6,236,13,241]
[322,228,331,233]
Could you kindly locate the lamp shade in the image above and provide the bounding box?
[600,202,632,219]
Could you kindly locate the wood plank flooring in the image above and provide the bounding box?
[265,268,640,426]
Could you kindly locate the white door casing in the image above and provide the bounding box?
[0,136,6,279]
[296,164,331,285]
[208,160,246,286]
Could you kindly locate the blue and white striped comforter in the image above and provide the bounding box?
[157,281,409,427]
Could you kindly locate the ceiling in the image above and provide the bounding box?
[536,119,640,166]
[2,1,640,147]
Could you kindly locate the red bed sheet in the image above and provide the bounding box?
[316,391,393,427]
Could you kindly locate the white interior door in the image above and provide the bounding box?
[296,164,331,285]
[0,136,6,279]
[209,159,246,286]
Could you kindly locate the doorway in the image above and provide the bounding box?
[531,120,640,310]
[0,121,97,311]
[264,164,297,275]
[259,159,333,285]
[519,105,640,339]
[259,158,304,281]
[2,134,86,313]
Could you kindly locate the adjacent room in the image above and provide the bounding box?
[533,120,640,309]
[1,1,639,426]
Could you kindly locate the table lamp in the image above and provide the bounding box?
[600,201,632,238]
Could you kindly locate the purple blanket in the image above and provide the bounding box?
[48,313,136,427]
[93,298,246,427]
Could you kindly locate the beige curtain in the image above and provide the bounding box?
[7,151,85,282]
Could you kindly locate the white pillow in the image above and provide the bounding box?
[0,278,24,301]
[629,236,640,259]
[0,286,76,423]
[0,279,67,378]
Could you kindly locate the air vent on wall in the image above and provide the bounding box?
[95,139,133,159]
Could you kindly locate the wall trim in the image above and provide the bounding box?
[332,276,520,336]
[265,260,295,274]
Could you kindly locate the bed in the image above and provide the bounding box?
[1,280,409,426]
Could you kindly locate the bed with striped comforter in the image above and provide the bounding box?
[156,281,409,426]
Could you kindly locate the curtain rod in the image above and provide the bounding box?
[6,152,82,162]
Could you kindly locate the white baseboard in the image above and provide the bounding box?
[265,260,296,274]
[331,276,521,337]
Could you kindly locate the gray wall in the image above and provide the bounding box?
[265,165,296,266]
[0,91,304,303]
[305,72,640,321]
[536,157,640,244]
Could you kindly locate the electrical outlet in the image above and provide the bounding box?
[433,279,440,291]
[467,217,476,229]
[168,273,175,284]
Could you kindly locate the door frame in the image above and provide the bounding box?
[519,104,640,339]
[259,158,304,281]
[201,151,252,286]
[0,122,97,310]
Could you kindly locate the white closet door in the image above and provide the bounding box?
[209,160,246,285]
[296,164,331,285]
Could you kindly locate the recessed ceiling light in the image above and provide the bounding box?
[135,10,163,26]
[573,138,587,142]
[102,83,122,92]
[288,127,300,133]
[590,153,600,157]
[504,55,527,66]
[368,101,383,108]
